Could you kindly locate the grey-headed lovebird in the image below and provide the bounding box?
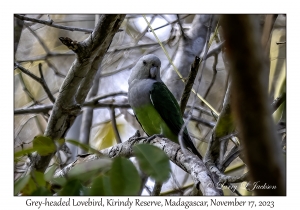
[128,54,202,159]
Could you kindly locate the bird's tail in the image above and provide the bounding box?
[184,133,202,160]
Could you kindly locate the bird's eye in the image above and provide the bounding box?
[152,63,155,67]
[143,60,147,65]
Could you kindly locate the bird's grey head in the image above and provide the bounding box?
[128,54,162,85]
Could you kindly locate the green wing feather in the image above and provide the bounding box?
[150,82,202,159]
[150,82,184,134]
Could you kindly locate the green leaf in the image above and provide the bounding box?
[33,170,46,187]
[21,177,37,195]
[58,179,82,196]
[68,158,112,182]
[51,177,67,187]
[133,144,170,183]
[55,138,65,146]
[31,187,52,196]
[44,165,57,182]
[90,175,113,196]
[14,148,35,159]
[66,139,103,156]
[110,157,141,195]
[80,185,91,196]
[33,135,56,156]
[14,175,30,195]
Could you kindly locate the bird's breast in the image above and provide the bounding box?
[128,79,155,108]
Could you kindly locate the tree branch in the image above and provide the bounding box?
[149,14,190,31]
[54,136,222,196]
[221,14,286,195]
[14,62,56,103]
[14,14,94,33]
[110,107,122,144]
[183,114,216,128]
[165,15,212,100]
[271,92,286,113]
[14,102,130,115]
[151,182,162,196]
[180,56,200,114]
[204,82,235,165]
[32,14,126,172]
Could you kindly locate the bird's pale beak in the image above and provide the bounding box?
[150,66,158,79]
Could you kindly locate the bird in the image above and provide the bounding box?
[128,54,202,159]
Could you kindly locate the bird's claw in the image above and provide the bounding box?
[145,134,164,143]
[128,130,144,143]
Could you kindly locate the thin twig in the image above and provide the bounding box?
[220,145,242,171]
[272,92,286,113]
[88,91,127,103]
[261,15,278,51]
[276,41,286,45]
[149,14,190,31]
[14,14,94,33]
[15,62,56,103]
[24,23,50,54]
[21,83,36,103]
[183,114,216,128]
[170,171,185,195]
[177,14,187,39]
[178,114,192,157]
[107,40,168,53]
[206,162,242,195]
[101,44,165,78]
[44,59,66,78]
[225,172,249,184]
[203,53,218,99]
[14,102,131,115]
[206,41,225,59]
[196,19,220,124]
[38,63,44,79]
[219,131,239,142]
[197,15,214,86]
[151,182,162,196]
[17,52,74,63]
[160,184,192,196]
[185,105,213,116]
[100,63,135,77]
[110,107,122,144]
[180,56,201,114]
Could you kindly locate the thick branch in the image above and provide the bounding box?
[55,136,222,196]
[33,15,126,172]
[165,15,212,100]
[221,14,286,195]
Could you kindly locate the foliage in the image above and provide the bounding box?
[14,138,170,196]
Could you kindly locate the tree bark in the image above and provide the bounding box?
[221,15,286,195]
[33,14,126,172]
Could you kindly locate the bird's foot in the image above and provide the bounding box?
[128,130,145,143]
[145,134,164,143]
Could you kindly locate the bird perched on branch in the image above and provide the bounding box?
[128,54,202,159]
